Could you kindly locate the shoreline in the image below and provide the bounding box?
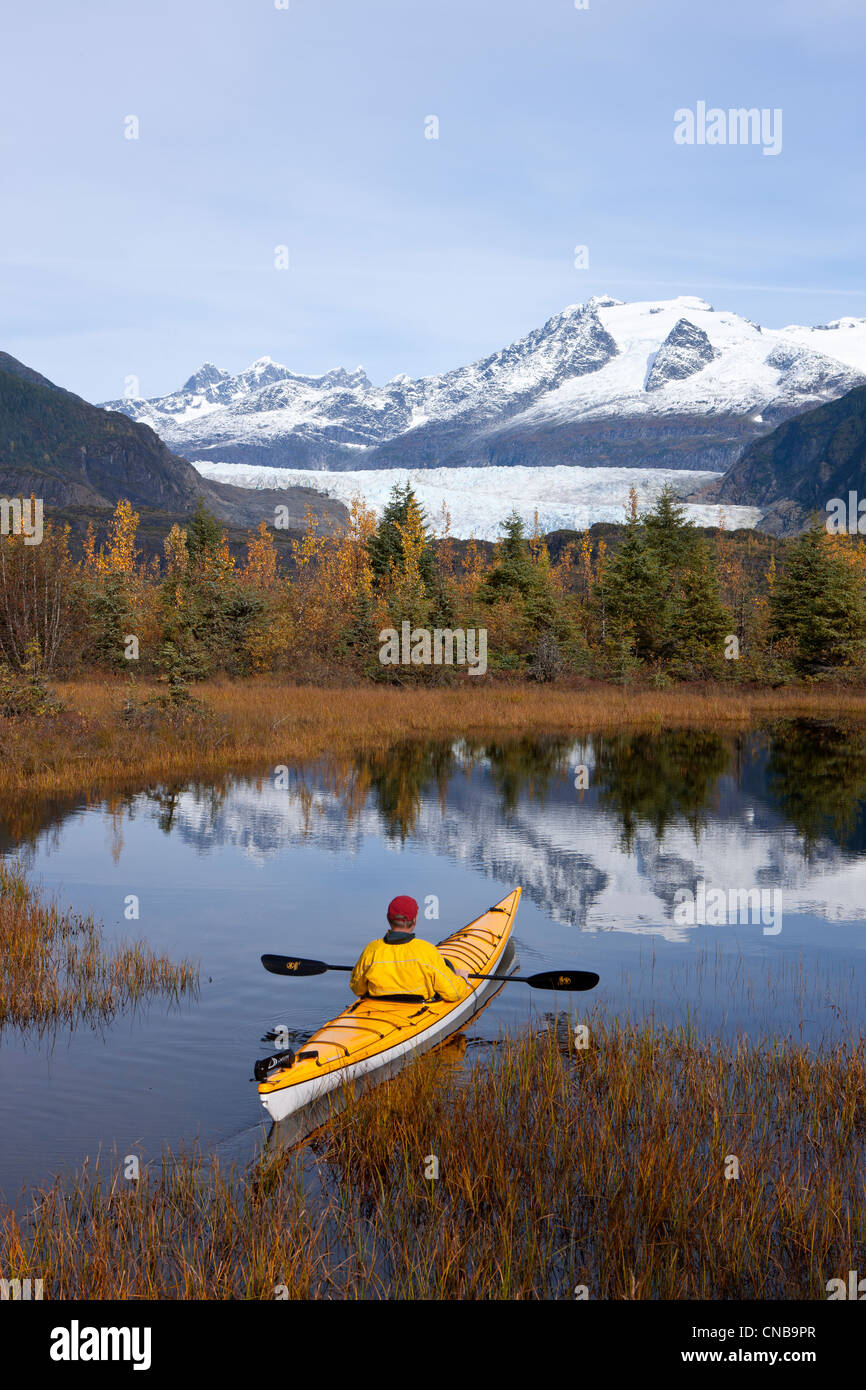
[5,676,866,800]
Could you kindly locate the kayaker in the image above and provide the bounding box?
[350,895,471,1003]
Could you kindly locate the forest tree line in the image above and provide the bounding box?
[1,482,865,689]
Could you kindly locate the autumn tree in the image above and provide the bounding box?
[243,521,280,592]
[80,500,142,669]
[367,483,452,633]
[0,520,77,671]
[240,521,294,671]
[292,498,379,675]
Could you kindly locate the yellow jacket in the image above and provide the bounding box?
[350,934,470,1003]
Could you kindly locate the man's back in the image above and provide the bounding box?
[350,933,469,1003]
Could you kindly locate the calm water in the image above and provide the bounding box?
[2,721,865,1200]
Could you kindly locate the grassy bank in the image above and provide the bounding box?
[0,861,198,1035]
[6,676,866,799]
[2,1017,862,1298]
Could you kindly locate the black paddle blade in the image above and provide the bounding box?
[526,969,599,992]
[261,954,329,978]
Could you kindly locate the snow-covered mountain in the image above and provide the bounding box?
[103,296,866,477]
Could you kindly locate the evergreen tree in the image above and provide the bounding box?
[479,512,567,673]
[667,539,732,675]
[186,498,226,568]
[644,485,697,573]
[339,583,383,679]
[598,509,667,663]
[478,512,539,604]
[83,573,135,671]
[770,522,866,673]
[79,501,141,671]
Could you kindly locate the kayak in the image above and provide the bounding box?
[258,887,522,1124]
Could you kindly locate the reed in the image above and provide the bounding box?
[6,676,866,799]
[0,861,198,1034]
[2,1011,862,1298]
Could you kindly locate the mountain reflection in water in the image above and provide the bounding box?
[6,721,866,939]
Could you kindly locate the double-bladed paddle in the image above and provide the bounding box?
[261,953,598,993]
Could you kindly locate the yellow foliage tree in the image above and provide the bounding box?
[84,500,141,577]
[163,524,188,579]
[290,499,377,660]
[243,521,280,592]
[389,504,430,623]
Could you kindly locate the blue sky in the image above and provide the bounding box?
[1,0,864,402]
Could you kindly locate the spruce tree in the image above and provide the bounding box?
[367,482,452,630]
[770,522,866,674]
[480,512,565,673]
[599,511,666,662]
[644,485,696,573]
[667,539,731,675]
[479,512,539,604]
[160,501,261,676]
[186,498,226,568]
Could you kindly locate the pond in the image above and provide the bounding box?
[2,720,865,1201]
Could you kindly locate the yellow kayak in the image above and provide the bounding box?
[258,888,521,1123]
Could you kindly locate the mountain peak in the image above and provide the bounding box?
[645,318,718,392]
[181,362,231,394]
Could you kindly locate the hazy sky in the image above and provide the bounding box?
[2,0,864,402]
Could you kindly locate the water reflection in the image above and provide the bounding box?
[765,719,866,854]
[594,730,729,850]
[5,721,866,936]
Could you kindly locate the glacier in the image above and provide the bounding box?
[192,460,763,539]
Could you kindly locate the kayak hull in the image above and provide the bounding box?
[258,888,521,1124]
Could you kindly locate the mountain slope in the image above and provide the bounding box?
[0,354,347,531]
[102,296,866,476]
[693,382,866,534]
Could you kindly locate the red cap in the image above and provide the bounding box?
[387,895,419,923]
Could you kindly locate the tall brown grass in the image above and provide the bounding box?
[6,676,866,799]
[0,861,198,1034]
[3,1013,862,1298]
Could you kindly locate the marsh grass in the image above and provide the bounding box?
[0,861,198,1034]
[2,1011,862,1299]
[5,677,866,799]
